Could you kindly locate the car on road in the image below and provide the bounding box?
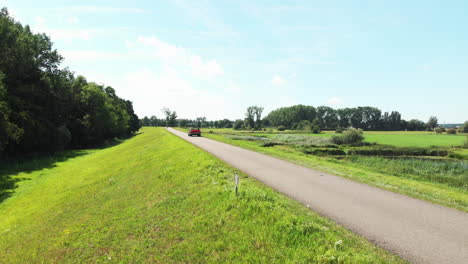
[188,128,201,137]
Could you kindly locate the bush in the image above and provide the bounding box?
[277,126,286,131]
[296,120,311,131]
[435,127,443,134]
[335,128,344,134]
[311,125,321,134]
[331,128,364,145]
[446,128,457,134]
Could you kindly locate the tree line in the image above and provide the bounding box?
[0,8,140,156]
[141,104,454,133]
[265,105,437,131]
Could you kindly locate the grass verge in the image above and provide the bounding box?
[0,127,404,263]
[202,132,468,212]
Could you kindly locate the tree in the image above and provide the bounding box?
[0,8,139,155]
[162,107,177,127]
[459,121,468,133]
[233,119,243,130]
[426,116,438,131]
[316,106,338,130]
[406,119,426,131]
[296,120,312,131]
[244,106,256,129]
[196,117,206,128]
[254,106,264,130]
[265,105,316,129]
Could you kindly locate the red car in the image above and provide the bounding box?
[188,128,201,137]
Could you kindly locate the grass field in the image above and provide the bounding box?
[200,132,468,212]
[0,127,404,263]
[204,128,466,147]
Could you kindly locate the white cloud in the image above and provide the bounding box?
[271,75,286,86]
[120,67,234,119]
[135,36,224,79]
[66,16,79,24]
[225,83,242,94]
[32,16,94,44]
[327,97,342,106]
[61,50,123,62]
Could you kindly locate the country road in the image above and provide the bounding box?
[167,128,468,264]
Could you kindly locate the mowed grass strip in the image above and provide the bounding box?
[0,128,404,263]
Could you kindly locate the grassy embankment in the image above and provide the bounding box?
[0,127,404,263]
[196,129,468,212]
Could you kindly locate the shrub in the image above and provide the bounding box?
[296,120,312,131]
[277,126,286,131]
[331,128,364,145]
[311,125,321,134]
[335,128,344,134]
[446,128,457,134]
[435,127,443,134]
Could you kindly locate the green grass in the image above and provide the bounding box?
[363,134,465,147]
[201,128,466,147]
[0,127,404,263]
[202,132,468,212]
[345,156,468,190]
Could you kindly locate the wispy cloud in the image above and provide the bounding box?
[136,36,224,79]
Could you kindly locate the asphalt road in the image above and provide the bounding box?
[167,128,468,264]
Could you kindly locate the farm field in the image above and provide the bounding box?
[201,128,466,147]
[0,128,404,263]
[193,129,468,212]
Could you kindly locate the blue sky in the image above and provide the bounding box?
[3,0,467,122]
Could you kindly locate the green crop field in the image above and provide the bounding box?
[0,127,404,263]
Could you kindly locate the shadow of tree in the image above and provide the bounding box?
[0,132,142,204]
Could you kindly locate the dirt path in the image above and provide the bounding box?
[167,128,468,264]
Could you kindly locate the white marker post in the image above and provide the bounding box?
[235,174,239,196]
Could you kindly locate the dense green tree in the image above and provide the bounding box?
[316,106,338,130]
[233,119,243,130]
[266,105,316,129]
[0,8,139,155]
[406,119,426,131]
[244,106,256,129]
[459,121,468,133]
[196,117,206,128]
[161,107,177,127]
[426,116,438,131]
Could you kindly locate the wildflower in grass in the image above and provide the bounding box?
[63,229,70,235]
